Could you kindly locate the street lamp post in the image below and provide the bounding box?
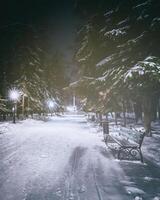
[9,89,21,123]
[12,103,16,123]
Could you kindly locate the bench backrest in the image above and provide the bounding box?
[119,127,145,147]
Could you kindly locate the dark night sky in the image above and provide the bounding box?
[2,0,158,69]
[0,0,111,55]
[0,0,76,26]
[0,0,115,63]
[0,0,79,58]
[0,0,109,88]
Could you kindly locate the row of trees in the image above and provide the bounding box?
[0,24,68,117]
[73,0,160,136]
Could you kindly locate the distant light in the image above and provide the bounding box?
[47,100,56,109]
[48,101,54,108]
[9,89,21,102]
[66,105,77,112]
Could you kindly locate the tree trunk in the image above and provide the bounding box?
[115,112,118,125]
[3,114,6,121]
[143,97,152,136]
[152,97,158,121]
[99,113,102,126]
[122,100,126,127]
[158,99,160,120]
[96,112,98,121]
[105,112,108,121]
[134,101,142,124]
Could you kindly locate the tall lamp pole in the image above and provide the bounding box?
[12,103,16,123]
[47,100,55,116]
[73,91,77,112]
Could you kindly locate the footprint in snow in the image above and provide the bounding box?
[55,188,62,197]
[78,185,86,193]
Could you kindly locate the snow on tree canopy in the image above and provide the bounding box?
[124,56,160,81]
[117,18,130,26]
[150,17,160,30]
[78,50,92,62]
[104,10,113,17]
[96,54,115,67]
[0,98,8,112]
[104,28,127,38]
[133,1,150,9]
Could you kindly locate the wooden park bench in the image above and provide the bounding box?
[104,126,145,163]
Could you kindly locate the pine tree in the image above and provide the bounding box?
[74,0,160,133]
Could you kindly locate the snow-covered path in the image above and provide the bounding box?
[0,114,159,200]
[0,115,128,200]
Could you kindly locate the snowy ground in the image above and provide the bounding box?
[0,114,160,200]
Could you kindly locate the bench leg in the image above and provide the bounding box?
[139,149,143,163]
[118,149,122,160]
[104,134,110,143]
[104,134,107,143]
